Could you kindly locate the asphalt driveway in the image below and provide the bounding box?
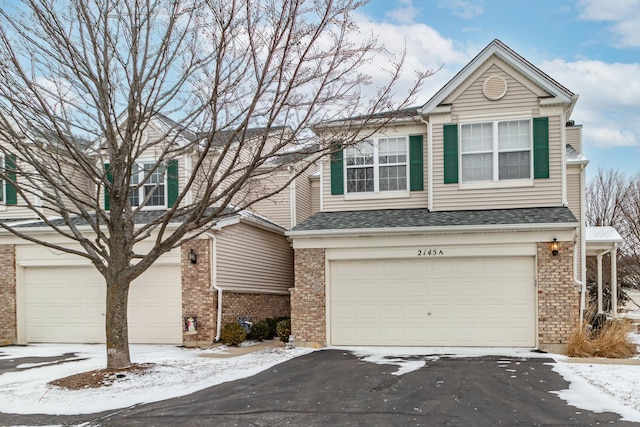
[0,349,637,426]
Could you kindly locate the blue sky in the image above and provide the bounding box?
[353,0,640,180]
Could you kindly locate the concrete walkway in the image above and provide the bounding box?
[563,356,640,365]
[199,339,283,358]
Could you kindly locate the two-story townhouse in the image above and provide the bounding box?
[287,39,591,353]
[0,115,313,347]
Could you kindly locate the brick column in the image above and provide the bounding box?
[0,244,16,345]
[537,240,580,353]
[181,240,216,346]
[291,248,326,347]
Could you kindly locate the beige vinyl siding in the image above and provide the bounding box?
[249,168,292,228]
[215,222,293,294]
[567,167,583,282]
[566,126,582,153]
[431,62,563,211]
[0,141,65,220]
[294,164,318,225]
[449,64,543,118]
[322,124,428,212]
[310,175,320,214]
[433,117,563,210]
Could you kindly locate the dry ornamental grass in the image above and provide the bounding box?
[566,317,638,358]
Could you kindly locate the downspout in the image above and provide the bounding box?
[561,112,568,206]
[288,165,297,227]
[319,161,324,211]
[418,112,433,210]
[577,162,587,325]
[207,233,223,341]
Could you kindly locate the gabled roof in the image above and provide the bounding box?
[289,206,578,236]
[420,39,578,115]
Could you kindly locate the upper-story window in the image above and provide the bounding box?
[129,161,166,208]
[460,119,531,182]
[345,137,408,193]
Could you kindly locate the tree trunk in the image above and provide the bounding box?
[105,278,131,369]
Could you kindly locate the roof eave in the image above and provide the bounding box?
[287,221,579,239]
[420,39,575,116]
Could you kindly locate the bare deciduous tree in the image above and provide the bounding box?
[0,0,430,368]
[586,168,640,306]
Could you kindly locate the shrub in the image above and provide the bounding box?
[248,320,270,341]
[220,322,246,346]
[566,316,638,358]
[276,318,291,343]
[264,316,290,339]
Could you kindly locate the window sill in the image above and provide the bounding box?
[458,179,534,190]
[344,190,411,201]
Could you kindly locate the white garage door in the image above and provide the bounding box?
[24,265,182,344]
[330,257,535,347]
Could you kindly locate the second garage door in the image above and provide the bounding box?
[24,264,182,344]
[330,257,535,347]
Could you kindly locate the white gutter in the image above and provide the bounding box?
[417,111,433,210]
[207,232,223,341]
[287,221,580,239]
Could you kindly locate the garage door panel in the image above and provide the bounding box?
[24,265,182,344]
[330,257,535,347]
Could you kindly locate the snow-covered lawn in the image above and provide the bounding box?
[1,341,640,422]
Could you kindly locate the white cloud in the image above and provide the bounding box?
[578,0,640,48]
[438,0,485,19]
[351,13,473,104]
[542,59,640,148]
[385,0,420,24]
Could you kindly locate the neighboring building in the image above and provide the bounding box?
[0,116,315,346]
[287,39,591,352]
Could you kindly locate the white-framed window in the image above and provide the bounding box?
[129,161,166,208]
[345,137,408,193]
[460,119,531,182]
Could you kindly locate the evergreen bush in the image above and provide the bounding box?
[220,322,246,346]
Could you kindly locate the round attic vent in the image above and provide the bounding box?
[482,75,508,100]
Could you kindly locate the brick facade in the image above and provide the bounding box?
[182,239,291,347]
[221,292,290,326]
[181,240,216,346]
[292,243,580,351]
[537,240,580,352]
[291,248,326,347]
[0,244,16,345]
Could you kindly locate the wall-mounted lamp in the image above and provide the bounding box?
[188,248,197,264]
[550,238,559,256]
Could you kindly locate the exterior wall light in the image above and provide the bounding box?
[550,238,559,256]
[188,248,197,264]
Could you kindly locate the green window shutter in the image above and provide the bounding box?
[443,124,459,184]
[409,135,424,191]
[166,159,179,208]
[330,143,344,195]
[104,163,112,211]
[5,154,17,205]
[533,117,550,179]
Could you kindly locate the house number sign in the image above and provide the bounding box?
[417,249,444,256]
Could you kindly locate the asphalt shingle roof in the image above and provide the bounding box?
[290,206,578,232]
[12,207,284,231]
